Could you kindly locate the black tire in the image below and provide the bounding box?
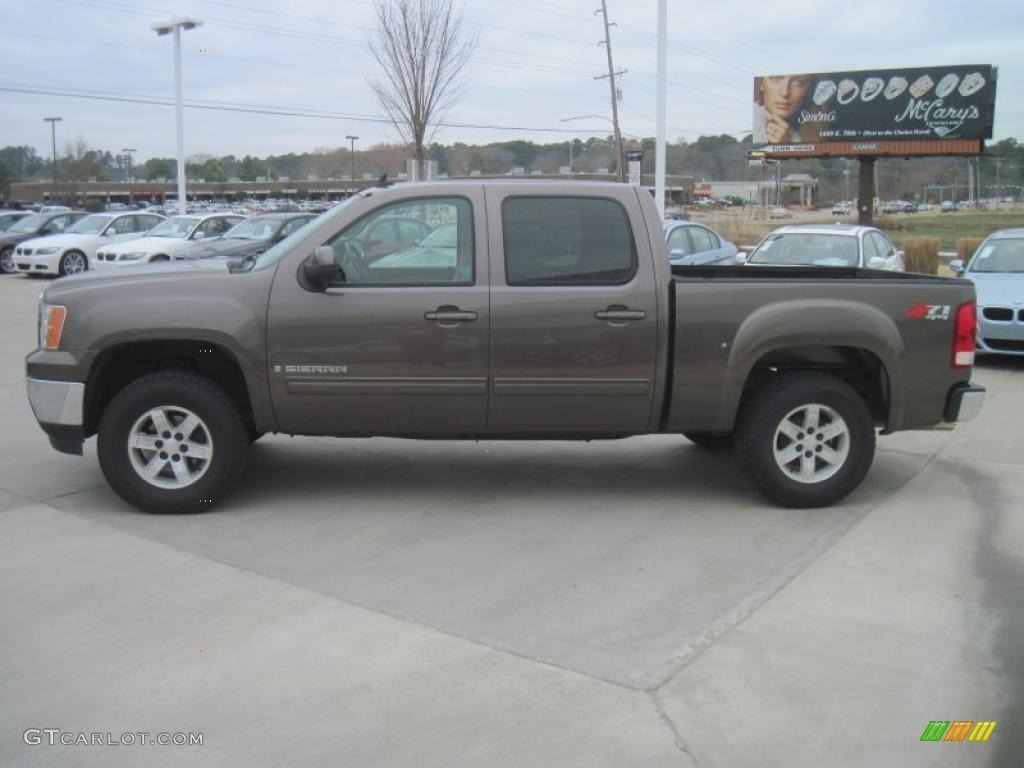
[58,249,88,276]
[97,372,249,513]
[683,431,733,450]
[736,372,875,508]
[0,246,14,274]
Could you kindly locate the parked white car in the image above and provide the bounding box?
[743,224,905,271]
[13,212,165,276]
[93,214,245,269]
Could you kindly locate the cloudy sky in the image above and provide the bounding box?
[2,0,1021,160]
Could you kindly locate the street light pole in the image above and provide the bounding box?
[345,135,359,190]
[152,16,202,215]
[44,116,62,203]
[654,0,667,218]
[121,147,136,184]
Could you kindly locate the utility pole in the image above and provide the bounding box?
[596,0,625,182]
[44,116,62,203]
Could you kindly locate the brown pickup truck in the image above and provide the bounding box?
[26,181,984,512]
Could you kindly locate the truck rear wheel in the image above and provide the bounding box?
[736,373,875,508]
[97,372,249,513]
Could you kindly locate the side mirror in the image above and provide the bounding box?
[192,230,206,239]
[669,248,685,260]
[301,245,337,291]
[949,259,964,275]
[867,256,887,270]
[734,252,748,265]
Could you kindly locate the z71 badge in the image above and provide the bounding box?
[905,303,951,320]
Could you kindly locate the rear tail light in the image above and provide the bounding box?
[952,300,976,368]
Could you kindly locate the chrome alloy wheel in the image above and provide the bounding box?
[772,404,850,484]
[62,251,87,274]
[127,406,214,489]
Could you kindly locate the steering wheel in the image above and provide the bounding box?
[340,238,371,283]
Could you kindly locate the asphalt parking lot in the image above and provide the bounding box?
[0,273,1021,767]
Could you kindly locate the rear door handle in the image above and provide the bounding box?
[595,307,647,322]
[425,307,478,323]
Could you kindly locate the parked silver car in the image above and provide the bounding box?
[951,229,1024,357]
[663,221,738,265]
[744,224,904,271]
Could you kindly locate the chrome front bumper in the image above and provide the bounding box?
[26,378,84,426]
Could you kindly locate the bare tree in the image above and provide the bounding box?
[368,0,477,177]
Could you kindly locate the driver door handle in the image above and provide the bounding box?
[425,307,478,322]
[594,307,646,322]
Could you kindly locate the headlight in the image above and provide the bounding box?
[39,304,67,350]
[35,247,60,255]
[118,252,148,261]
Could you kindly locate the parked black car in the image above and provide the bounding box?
[187,213,317,262]
[0,210,88,274]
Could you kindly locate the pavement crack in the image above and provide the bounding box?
[38,497,645,695]
[650,447,947,692]
[649,690,700,766]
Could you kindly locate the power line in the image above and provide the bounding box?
[0,82,617,134]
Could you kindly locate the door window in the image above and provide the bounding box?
[870,232,893,257]
[324,197,474,286]
[46,215,72,233]
[862,233,884,264]
[280,217,311,238]
[106,216,138,234]
[502,197,636,285]
[667,227,694,255]
[688,226,716,253]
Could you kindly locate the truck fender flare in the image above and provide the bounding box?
[717,299,905,431]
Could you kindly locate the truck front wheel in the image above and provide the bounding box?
[97,372,249,513]
[736,373,875,508]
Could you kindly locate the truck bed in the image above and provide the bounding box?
[666,266,976,435]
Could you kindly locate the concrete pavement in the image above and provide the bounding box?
[0,274,1020,767]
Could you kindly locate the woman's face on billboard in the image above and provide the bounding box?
[762,76,811,118]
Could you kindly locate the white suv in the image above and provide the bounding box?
[14,212,165,276]
[93,214,245,269]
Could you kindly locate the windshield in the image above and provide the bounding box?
[251,195,360,271]
[67,214,113,234]
[147,216,200,238]
[968,240,1024,273]
[10,214,47,233]
[749,233,859,267]
[224,218,281,241]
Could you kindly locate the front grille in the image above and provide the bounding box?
[17,263,30,270]
[982,307,1014,322]
[983,338,1024,352]
[1019,309,1024,322]
[18,247,32,256]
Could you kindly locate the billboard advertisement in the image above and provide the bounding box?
[753,65,996,146]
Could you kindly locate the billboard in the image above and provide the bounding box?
[753,65,996,146]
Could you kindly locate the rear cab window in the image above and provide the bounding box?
[501,196,637,285]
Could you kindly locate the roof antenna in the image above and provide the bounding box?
[377,173,392,188]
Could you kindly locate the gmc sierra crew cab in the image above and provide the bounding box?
[26,181,985,513]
